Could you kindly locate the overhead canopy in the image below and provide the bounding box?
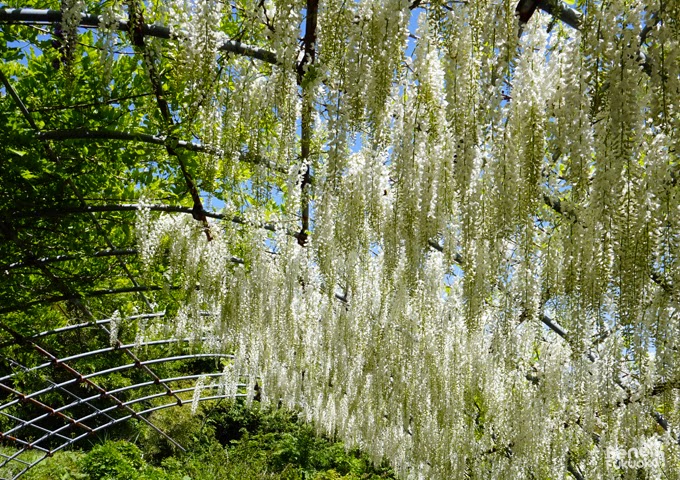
[1,0,679,478]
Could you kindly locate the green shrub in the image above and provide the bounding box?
[81,440,144,480]
[0,448,63,480]
[139,404,214,461]
[213,400,395,479]
[22,451,87,480]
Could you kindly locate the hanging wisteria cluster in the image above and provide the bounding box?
[126,0,680,477]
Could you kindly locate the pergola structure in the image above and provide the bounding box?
[1,0,679,478]
[0,312,241,479]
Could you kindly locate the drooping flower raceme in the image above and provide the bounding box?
[134,1,680,478]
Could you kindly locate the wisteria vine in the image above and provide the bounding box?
[9,0,679,478]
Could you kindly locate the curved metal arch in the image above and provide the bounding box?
[0,352,233,417]
[0,306,239,480]
[2,378,240,457]
[29,312,165,341]
[5,392,246,480]
[1,373,245,442]
[0,314,152,351]
[0,336,206,383]
[23,310,213,344]
[0,351,241,478]
[0,353,233,409]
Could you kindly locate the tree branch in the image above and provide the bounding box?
[29,93,153,112]
[542,192,674,295]
[12,203,282,234]
[125,0,213,240]
[39,128,217,152]
[566,456,585,480]
[536,0,582,30]
[428,239,570,339]
[0,8,278,65]
[295,0,319,246]
[39,128,287,172]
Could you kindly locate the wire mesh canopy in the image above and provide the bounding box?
[0,311,241,479]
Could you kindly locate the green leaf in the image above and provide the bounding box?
[20,169,37,180]
[8,147,27,156]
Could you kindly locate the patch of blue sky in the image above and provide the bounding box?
[405,5,420,59]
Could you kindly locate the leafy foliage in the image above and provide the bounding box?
[80,441,145,480]
[7,401,395,480]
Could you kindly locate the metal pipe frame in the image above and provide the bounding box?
[2,393,246,480]
[0,440,48,473]
[0,336,205,383]
[23,310,211,345]
[0,372,244,474]
[96,323,204,418]
[0,450,47,480]
[1,359,169,415]
[84,353,233,381]
[0,429,52,453]
[0,313,161,350]
[0,381,93,437]
[0,358,113,443]
[30,313,165,341]
[0,449,43,480]
[0,451,31,464]
[0,311,194,462]
[19,339,187,453]
[0,311,207,452]
[120,381,233,407]
[2,373,244,442]
[3,453,47,480]
[0,370,116,456]
[0,356,238,473]
[0,353,232,417]
[107,372,243,397]
[0,410,72,444]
